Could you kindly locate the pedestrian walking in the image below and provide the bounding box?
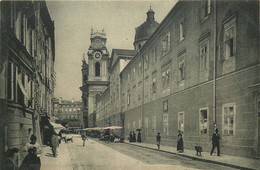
[129,132,133,142]
[137,131,142,143]
[177,130,184,153]
[81,132,88,146]
[210,128,221,156]
[20,147,41,170]
[132,131,136,142]
[156,133,161,150]
[51,134,59,157]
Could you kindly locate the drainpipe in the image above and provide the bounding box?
[142,54,145,138]
[213,0,217,129]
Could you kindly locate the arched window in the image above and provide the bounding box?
[95,62,100,77]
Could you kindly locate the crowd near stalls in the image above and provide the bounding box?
[82,126,124,143]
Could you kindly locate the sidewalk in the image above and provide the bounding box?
[40,142,73,170]
[124,140,259,170]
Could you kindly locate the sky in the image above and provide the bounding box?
[46,0,178,101]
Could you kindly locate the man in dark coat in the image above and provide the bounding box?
[132,131,136,142]
[156,133,161,150]
[19,147,41,170]
[210,128,220,156]
[129,132,133,142]
[137,131,142,143]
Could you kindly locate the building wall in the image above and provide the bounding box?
[0,1,55,166]
[54,100,83,128]
[96,0,259,158]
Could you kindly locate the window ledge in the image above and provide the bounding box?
[179,38,184,43]
[200,15,209,24]
[225,56,235,62]
[178,80,185,85]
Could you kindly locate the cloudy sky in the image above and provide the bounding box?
[46,0,177,101]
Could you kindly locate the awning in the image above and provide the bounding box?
[103,126,123,130]
[50,122,65,134]
[82,127,104,131]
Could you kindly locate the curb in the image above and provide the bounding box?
[124,142,255,170]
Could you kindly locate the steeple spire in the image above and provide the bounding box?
[146,6,155,22]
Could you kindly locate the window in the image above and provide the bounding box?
[204,0,211,17]
[138,82,142,100]
[138,119,141,129]
[162,67,170,88]
[95,62,100,77]
[122,93,125,108]
[224,17,236,59]
[200,42,209,71]
[152,48,157,64]
[199,108,208,134]
[162,32,170,55]
[138,62,142,75]
[222,103,236,135]
[133,121,136,129]
[152,72,157,93]
[152,116,156,132]
[178,112,184,132]
[133,85,136,104]
[145,117,148,133]
[145,77,149,101]
[7,62,14,100]
[179,20,185,41]
[178,56,185,81]
[163,100,168,111]
[163,114,168,135]
[133,68,135,80]
[144,55,149,70]
[127,90,130,106]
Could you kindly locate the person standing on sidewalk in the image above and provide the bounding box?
[177,130,184,153]
[51,133,59,157]
[132,131,136,142]
[81,132,88,146]
[210,128,220,156]
[137,131,142,143]
[129,132,133,142]
[24,134,42,156]
[156,133,161,150]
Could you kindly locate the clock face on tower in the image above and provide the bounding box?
[94,52,101,60]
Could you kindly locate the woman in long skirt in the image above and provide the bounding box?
[177,130,184,153]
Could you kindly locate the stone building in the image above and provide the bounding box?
[80,29,110,128]
[94,0,260,158]
[0,1,55,166]
[53,98,83,129]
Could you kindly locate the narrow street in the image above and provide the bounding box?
[66,135,237,170]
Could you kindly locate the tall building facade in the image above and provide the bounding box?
[53,98,83,128]
[0,1,55,166]
[94,0,260,158]
[80,29,110,128]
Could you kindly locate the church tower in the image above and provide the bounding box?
[80,29,109,128]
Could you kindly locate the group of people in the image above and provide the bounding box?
[129,131,141,143]
[155,128,220,156]
[19,131,60,170]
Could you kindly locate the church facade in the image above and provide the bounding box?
[82,0,260,158]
